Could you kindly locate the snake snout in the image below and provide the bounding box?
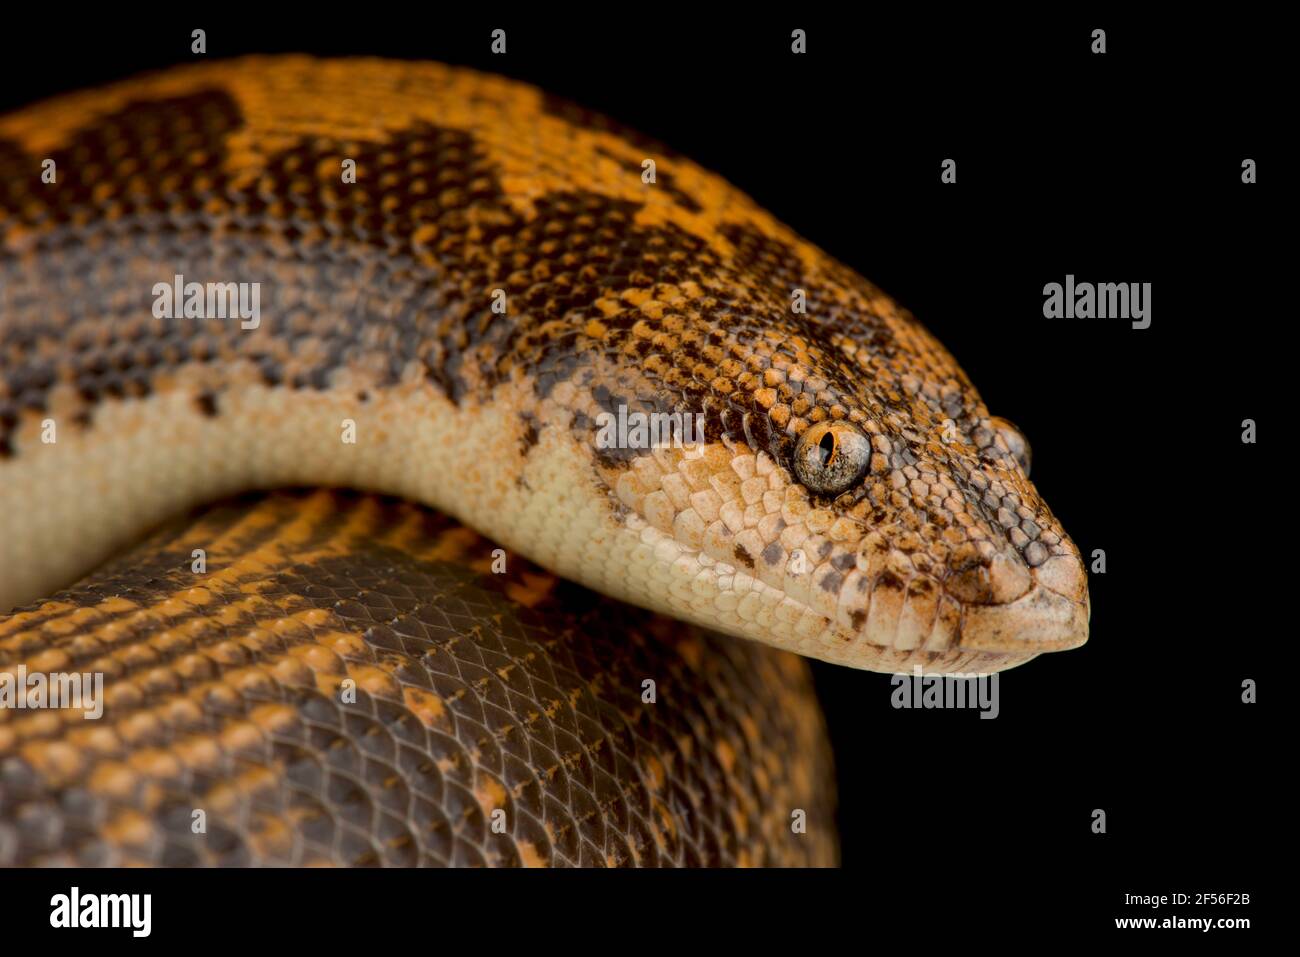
[959,550,1090,653]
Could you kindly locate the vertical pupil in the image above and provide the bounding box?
[817,430,836,466]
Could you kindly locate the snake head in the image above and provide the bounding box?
[591,409,1087,674]
[567,261,1090,675]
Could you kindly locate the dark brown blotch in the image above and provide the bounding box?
[818,571,843,594]
[518,411,540,456]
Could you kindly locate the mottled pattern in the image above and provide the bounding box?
[0,56,1087,672]
[0,490,836,867]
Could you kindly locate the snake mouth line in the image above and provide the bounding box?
[655,524,1087,673]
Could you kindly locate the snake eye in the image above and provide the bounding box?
[989,416,1032,477]
[793,421,871,496]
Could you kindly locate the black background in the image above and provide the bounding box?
[0,8,1279,939]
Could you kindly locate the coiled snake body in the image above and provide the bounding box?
[0,58,1088,866]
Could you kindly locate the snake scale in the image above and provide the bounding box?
[0,57,1088,867]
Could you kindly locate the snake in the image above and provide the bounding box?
[0,56,1089,867]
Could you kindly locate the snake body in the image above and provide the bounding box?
[0,57,1088,866]
[0,490,835,866]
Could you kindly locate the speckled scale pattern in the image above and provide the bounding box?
[0,56,1087,674]
[0,490,836,867]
